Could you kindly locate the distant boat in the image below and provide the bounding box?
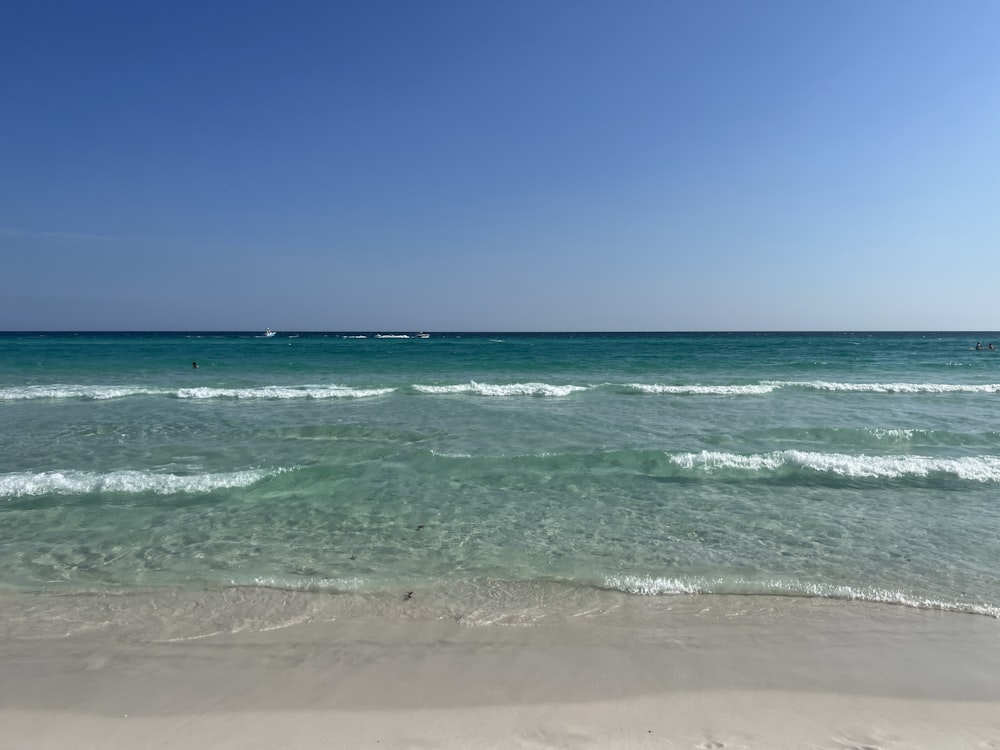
[263,328,277,337]
[416,332,430,339]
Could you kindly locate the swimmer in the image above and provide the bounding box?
[192,361,199,368]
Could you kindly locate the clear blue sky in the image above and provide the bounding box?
[2,0,998,331]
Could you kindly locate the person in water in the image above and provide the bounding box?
[975,342,984,350]
[192,361,199,368]
[991,344,997,351]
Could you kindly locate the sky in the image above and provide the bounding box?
[1,0,998,331]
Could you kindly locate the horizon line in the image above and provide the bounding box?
[2,329,999,335]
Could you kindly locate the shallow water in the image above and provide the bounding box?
[3,331,1000,625]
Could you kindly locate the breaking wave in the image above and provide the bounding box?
[0,385,168,400]
[413,381,587,397]
[175,385,395,399]
[6,380,999,402]
[0,467,289,498]
[777,381,1000,394]
[621,383,778,395]
[619,381,1000,395]
[669,449,1000,481]
[0,384,394,400]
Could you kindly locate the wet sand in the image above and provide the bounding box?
[2,595,999,749]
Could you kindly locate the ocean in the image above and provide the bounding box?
[3,331,1000,639]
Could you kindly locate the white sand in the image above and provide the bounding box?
[2,596,999,749]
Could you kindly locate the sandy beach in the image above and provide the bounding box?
[2,594,999,749]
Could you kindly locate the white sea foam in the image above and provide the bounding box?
[0,385,168,400]
[776,380,1000,394]
[240,575,365,592]
[620,381,1000,395]
[0,384,394,400]
[175,385,395,399]
[9,380,996,401]
[414,381,587,397]
[867,428,922,440]
[0,468,287,498]
[623,383,777,395]
[604,576,705,595]
[603,575,1000,618]
[670,450,1000,481]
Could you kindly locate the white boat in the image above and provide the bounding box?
[263,328,277,337]
[416,332,430,338]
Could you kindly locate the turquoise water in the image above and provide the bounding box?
[3,331,1000,621]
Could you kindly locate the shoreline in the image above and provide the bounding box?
[3,595,999,748]
[3,583,999,641]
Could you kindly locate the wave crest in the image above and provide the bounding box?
[778,381,1000,394]
[7,380,1000,402]
[0,385,167,400]
[175,385,395,399]
[669,450,1000,481]
[0,384,394,401]
[0,468,288,498]
[618,381,1000,396]
[623,383,777,395]
[414,381,587,397]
